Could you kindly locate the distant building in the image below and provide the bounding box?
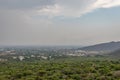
[0,58,8,62]
[18,56,25,61]
[41,56,48,60]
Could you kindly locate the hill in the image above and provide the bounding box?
[79,41,120,52]
[109,49,120,57]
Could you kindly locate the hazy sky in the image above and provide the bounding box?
[0,0,120,46]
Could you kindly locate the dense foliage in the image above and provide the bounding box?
[0,57,120,80]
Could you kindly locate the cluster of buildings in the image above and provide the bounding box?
[0,48,102,62]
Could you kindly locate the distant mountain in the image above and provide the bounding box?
[109,49,120,57]
[79,41,120,52]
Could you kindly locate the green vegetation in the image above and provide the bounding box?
[0,57,120,80]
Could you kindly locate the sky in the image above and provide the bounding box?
[0,0,120,46]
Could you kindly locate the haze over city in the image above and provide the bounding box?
[0,0,120,46]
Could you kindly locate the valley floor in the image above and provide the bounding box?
[0,57,120,80]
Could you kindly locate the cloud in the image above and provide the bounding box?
[0,0,55,10]
[94,0,120,8]
[36,0,120,17]
[36,0,95,17]
[0,0,120,17]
